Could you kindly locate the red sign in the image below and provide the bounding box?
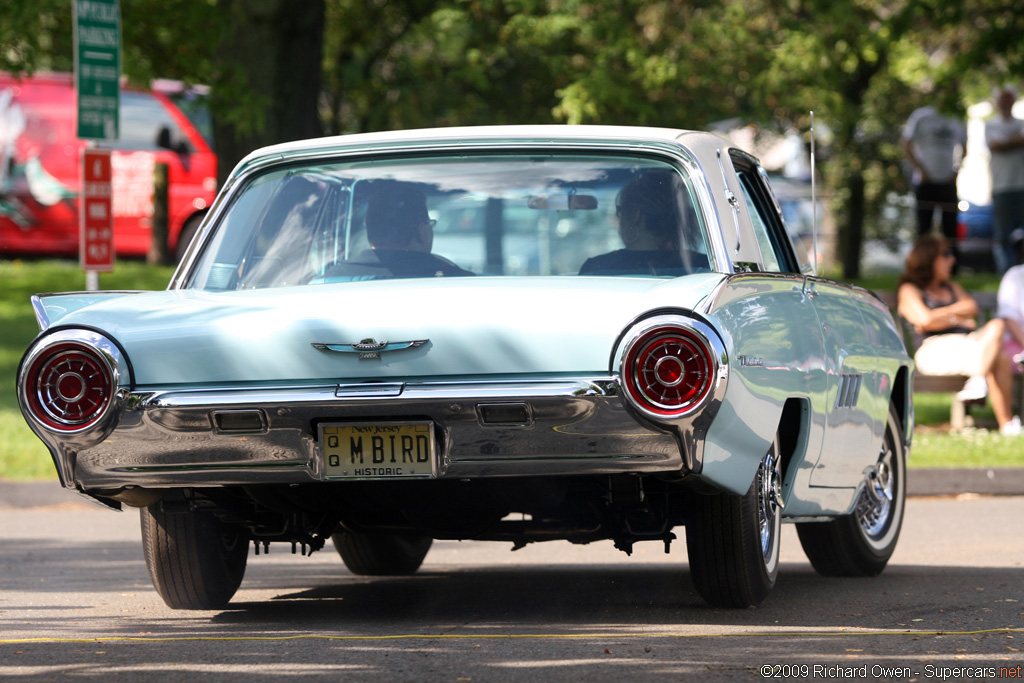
[80,148,114,271]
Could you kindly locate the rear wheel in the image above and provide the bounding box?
[686,435,783,607]
[797,404,906,576]
[332,532,433,575]
[140,504,249,609]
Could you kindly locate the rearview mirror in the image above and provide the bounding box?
[527,194,598,210]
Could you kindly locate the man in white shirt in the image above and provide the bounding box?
[901,103,967,254]
[985,86,1024,274]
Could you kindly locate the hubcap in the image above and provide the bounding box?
[758,448,784,561]
[856,444,895,539]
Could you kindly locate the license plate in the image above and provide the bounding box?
[319,422,436,479]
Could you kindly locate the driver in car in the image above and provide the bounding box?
[325,182,473,280]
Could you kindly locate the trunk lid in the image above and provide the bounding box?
[42,275,725,386]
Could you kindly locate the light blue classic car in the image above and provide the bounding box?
[18,125,914,609]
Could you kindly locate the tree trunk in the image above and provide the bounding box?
[841,171,866,280]
[212,0,326,187]
[147,162,170,266]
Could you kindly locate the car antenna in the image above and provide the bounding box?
[810,111,819,277]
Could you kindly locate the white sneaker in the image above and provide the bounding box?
[956,376,988,402]
[1001,416,1022,436]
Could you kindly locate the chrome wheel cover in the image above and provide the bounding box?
[757,445,783,569]
[856,441,896,540]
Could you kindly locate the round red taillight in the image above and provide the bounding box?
[24,343,114,431]
[622,326,715,417]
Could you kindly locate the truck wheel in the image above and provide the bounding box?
[686,435,783,607]
[331,532,432,575]
[141,504,248,609]
[797,404,906,576]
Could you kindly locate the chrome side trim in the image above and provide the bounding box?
[30,295,50,330]
[716,148,742,254]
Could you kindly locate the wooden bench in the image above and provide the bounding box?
[877,290,1023,430]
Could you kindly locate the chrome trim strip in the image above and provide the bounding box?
[716,148,742,254]
[335,383,404,398]
[30,295,50,330]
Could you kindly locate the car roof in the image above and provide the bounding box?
[231,125,732,179]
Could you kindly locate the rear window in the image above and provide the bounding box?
[187,152,713,291]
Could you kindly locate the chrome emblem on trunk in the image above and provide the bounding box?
[312,338,428,360]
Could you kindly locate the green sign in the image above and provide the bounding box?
[74,0,121,140]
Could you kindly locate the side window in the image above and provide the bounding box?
[731,151,799,274]
[739,187,782,273]
[110,91,191,152]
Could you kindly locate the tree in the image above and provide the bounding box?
[539,0,1024,278]
[212,0,325,184]
[743,0,928,279]
[0,0,324,186]
[320,0,582,134]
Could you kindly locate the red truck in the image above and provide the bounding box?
[0,72,217,259]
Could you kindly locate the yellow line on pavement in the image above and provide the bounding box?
[2,628,1022,645]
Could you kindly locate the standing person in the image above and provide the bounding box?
[898,235,1021,436]
[901,99,967,252]
[997,251,1024,367]
[985,86,1024,274]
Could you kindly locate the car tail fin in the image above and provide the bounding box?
[31,291,144,331]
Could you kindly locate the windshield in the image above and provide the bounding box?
[186,152,713,291]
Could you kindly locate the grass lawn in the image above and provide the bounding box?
[908,393,1024,468]
[0,260,1020,481]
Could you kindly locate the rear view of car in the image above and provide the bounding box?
[18,125,913,611]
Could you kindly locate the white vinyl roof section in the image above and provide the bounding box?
[231,125,732,179]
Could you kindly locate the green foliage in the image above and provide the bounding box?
[0,0,74,74]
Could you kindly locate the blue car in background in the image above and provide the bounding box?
[957,201,1001,271]
[958,201,993,240]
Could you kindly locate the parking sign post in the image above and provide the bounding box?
[75,0,120,289]
[81,148,114,288]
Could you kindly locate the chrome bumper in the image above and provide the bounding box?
[43,378,700,490]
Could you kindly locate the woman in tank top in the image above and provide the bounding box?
[897,235,1020,435]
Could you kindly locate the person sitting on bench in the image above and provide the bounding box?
[898,234,1021,436]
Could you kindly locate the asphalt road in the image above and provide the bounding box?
[1,481,1022,681]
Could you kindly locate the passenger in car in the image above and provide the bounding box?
[578,170,705,276]
[324,182,473,280]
